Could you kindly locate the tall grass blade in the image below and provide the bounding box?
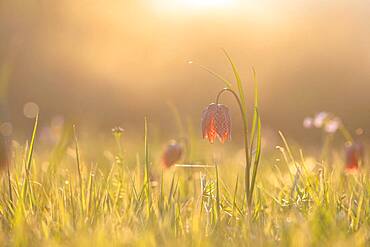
[249,110,261,206]
[21,114,39,200]
[215,164,220,220]
[193,61,233,89]
[144,117,151,217]
[73,125,85,213]
[26,114,39,173]
[222,49,251,209]
[222,49,246,110]
[249,68,259,156]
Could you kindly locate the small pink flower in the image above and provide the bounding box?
[314,112,329,128]
[303,117,313,128]
[161,140,183,168]
[201,103,231,144]
[324,118,341,133]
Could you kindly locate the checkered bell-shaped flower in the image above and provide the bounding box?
[345,143,364,172]
[161,140,183,168]
[201,103,231,144]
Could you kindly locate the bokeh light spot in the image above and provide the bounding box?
[0,122,13,137]
[23,102,39,119]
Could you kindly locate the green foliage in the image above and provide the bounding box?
[0,117,367,246]
[0,55,367,246]
[209,51,262,210]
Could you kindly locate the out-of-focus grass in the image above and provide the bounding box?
[0,116,368,247]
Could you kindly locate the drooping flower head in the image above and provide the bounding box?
[345,143,364,172]
[201,103,231,144]
[161,140,183,168]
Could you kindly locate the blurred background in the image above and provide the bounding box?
[0,0,369,146]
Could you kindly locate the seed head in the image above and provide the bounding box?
[112,126,124,137]
[201,103,231,144]
[161,140,183,168]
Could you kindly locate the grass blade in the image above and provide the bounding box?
[249,68,259,155]
[26,114,39,173]
[191,61,233,89]
[249,110,261,205]
[21,114,39,200]
[144,117,151,217]
[73,125,85,213]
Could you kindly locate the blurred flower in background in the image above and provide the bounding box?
[313,112,329,128]
[40,115,65,145]
[345,143,364,172]
[303,117,313,129]
[0,122,13,137]
[304,111,343,134]
[324,118,341,133]
[161,139,183,168]
[112,126,124,137]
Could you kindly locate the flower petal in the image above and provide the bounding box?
[201,103,218,143]
[215,104,231,143]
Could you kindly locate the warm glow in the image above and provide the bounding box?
[152,0,236,11]
[176,0,234,8]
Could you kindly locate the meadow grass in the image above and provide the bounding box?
[0,55,368,247]
[0,114,368,247]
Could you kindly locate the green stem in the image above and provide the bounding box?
[339,126,353,143]
[73,125,84,213]
[114,135,123,160]
[144,118,151,217]
[7,165,13,205]
[216,88,251,209]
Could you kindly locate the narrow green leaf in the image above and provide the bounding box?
[232,175,239,219]
[215,164,221,220]
[249,110,262,204]
[249,68,259,155]
[222,49,251,210]
[222,49,246,109]
[196,62,233,89]
[144,117,151,217]
[26,114,39,173]
[73,125,85,213]
[21,114,39,200]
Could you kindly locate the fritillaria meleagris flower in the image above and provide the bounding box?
[201,103,231,144]
[345,143,364,172]
[161,140,183,168]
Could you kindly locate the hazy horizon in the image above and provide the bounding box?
[1,0,369,142]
